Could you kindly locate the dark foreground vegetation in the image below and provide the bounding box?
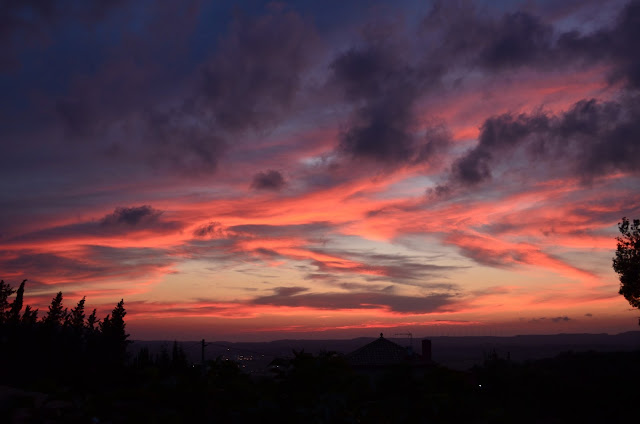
[1,280,639,423]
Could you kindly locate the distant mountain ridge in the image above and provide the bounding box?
[131,331,640,370]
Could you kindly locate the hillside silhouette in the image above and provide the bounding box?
[1,279,639,423]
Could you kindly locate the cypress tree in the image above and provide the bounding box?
[21,305,38,325]
[100,299,130,366]
[43,292,64,326]
[8,279,26,322]
[70,297,86,330]
[86,308,98,330]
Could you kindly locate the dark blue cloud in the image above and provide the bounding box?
[0,245,172,286]
[100,205,162,226]
[478,12,553,70]
[250,170,286,191]
[426,0,640,87]
[449,95,640,187]
[252,286,457,313]
[330,39,450,165]
[9,206,183,244]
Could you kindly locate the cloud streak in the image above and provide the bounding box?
[252,286,457,314]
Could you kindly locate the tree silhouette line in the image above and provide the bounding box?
[0,279,130,389]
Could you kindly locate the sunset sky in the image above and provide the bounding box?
[2,0,640,341]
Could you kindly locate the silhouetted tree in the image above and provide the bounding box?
[0,280,16,323]
[43,291,64,326]
[21,304,38,325]
[133,346,152,369]
[86,308,98,330]
[613,217,640,318]
[61,306,70,327]
[8,279,26,322]
[100,313,110,331]
[172,340,188,369]
[69,296,86,329]
[158,344,171,369]
[100,299,130,365]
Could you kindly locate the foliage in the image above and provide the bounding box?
[2,279,639,422]
[86,308,98,329]
[99,299,131,364]
[68,296,86,329]
[172,340,188,369]
[0,279,131,390]
[42,291,65,326]
[473,350,640,423]
[613,217,640,311]
[21,304,38,324]
[8,279,26,322]
[0,279,16,323]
